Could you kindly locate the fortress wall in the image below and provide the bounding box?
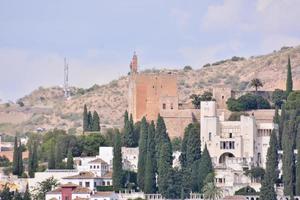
[161,109,200,138]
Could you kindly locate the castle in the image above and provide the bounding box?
[128,53,200,138]
[128,53,278,195]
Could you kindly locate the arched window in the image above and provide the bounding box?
[209,132,212,141]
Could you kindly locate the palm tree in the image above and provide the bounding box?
[250,78,263,92]
[203,182,223,200]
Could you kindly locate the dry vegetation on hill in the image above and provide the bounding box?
[1,46,300,135]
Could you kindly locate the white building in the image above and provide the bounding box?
[200,101,277,195]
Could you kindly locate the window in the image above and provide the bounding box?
[79,182,82,186]
[222,96,224,99]
[209,132,212,141]
[229,133,232,138]
[170,103,173,110]
[102,181,106,186]
[162,103,166,110]
[97,165,100,169]
[94,182,97,187]
[86,182,90,187]
[90,166,92,169]
[107,181,110,186]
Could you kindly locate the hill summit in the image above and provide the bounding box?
[0,45,300,135]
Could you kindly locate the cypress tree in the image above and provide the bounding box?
[48,140,56,169]
[296,124,300,195]
[273,106,280,124]
[66,148,74,169]
[123,114,135,147]
[155,114,169,168]
[198,144,213,191]
[92,111,100,132]
[83,104,89,132]
[279,104,286,150]
[286,56,293,96]
[28,141,38,178]
[12,136,19,175]
[282,120,295,197]
[0,184,13,200]
[259,130,278,200]
[124,110,129,125]
[137,117,148,191]
[157,140,173,198]
[17,142,23,176]
[23,184,31,200]
[186,125,201,192]
[13,190,22,200]
[55,141,63,169]
[180,124,193,168]
[113,131,123,192]
[87,111,93,131]
[144,121,157,194]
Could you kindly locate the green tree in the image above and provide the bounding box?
[272,89,286,107]
[164,168,182,199]
[123,114,135,147]
[54,140,63,169]
[155,114,169,168]
[17,142,24,176]
[92,111,100,131]
[296,124,300,195]
[113,131,123,192]
[12,136,19,175]
[171,137,182,152]
[28,141,38,178]
[23,184,31,200]
[144,121,157,194]
[137,117,148,191]
[83,104,89,132]
[250,78,263,92]
[48,140,56,169]
[199,145,213,191]
[0,184,13,200]
[87,111,93,131]
[202,182,223,200]
[259,130,278,200]
[32,177,58,200]
[66,148,74,169]
[13,190,22,200]
[286,56,293,96]
[282,120,296,196]
[273,106,280,124]
[157,140,173,197]
[186,125,201,192]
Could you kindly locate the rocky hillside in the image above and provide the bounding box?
[1,46,300,135]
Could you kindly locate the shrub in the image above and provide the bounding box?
[228,112,249,121]
[203,63,211,68]
[235,186,258,195]
[96,186,114,191]
[226,94,271,111]
[272,89,286,107]
[183,65,193,71]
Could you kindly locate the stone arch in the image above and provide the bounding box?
[219,152,235,164]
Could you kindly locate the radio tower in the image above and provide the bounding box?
[64,57,70,98]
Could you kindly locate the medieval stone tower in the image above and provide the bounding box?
[128,53,178,123]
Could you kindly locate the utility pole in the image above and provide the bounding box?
[64,57,70,98]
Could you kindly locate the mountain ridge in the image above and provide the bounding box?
[1,45,300,135]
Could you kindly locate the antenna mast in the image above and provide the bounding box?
[64,57,70,98]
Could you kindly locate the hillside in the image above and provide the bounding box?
[1,46,300,135]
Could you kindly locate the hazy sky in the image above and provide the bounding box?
[1,0,300,101]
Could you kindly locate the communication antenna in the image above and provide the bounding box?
[64,57,70,98]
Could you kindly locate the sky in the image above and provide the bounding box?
[0,0,300,101]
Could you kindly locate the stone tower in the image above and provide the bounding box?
[130,52,138,75]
